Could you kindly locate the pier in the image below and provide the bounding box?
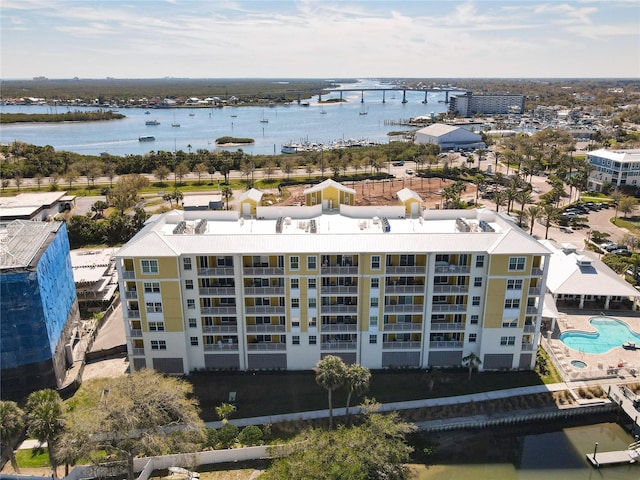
[586,440,640,467]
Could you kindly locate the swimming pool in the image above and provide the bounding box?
[560,316,640,354]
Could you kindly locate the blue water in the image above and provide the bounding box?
[560,316,640,354]
[0,79,459,156]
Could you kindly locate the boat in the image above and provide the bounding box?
[320,106,327,114]
[359,107,368,116]
[145,120,160,125]
[171,113,180,127]
[189,113,195,117]
[301,101,310,107]
[281,143,300,154]
[139,135,155,142]
[144,111,151,115]
[260,111,269,123]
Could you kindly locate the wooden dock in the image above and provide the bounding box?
[586,449,639,467]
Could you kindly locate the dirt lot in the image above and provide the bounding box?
[278,176,472,210]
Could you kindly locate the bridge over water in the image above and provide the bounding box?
[309,87,467,104]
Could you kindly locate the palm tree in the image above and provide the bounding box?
[541,203,559,239]
[493,190,507,212]
[25,389,65,477]
[525,205,542,235]
[215,403,236,424]
[462,352,482,380]
[221,185,233,210]
[0,401,25,473]
[315,355,348,429]
[344,364,371,423]
[473,174,485,205]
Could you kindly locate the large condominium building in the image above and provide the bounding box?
[586,148,640,192]
[449,92,525,117]
[115,180,550,375]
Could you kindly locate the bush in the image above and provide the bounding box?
[237,425,263,446]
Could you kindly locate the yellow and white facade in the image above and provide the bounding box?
[115,183,550,374]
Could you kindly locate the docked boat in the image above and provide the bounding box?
[139,135,155,142]
[145,120,160,125]
[281,143,300,154]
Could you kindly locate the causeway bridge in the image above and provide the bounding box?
[309,87,467,104]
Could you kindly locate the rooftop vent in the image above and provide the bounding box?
[381,217,390,233]
[195,219,207,234]
[173,221,186,235]
[479,220,495,232]
[310,219,317,233]
[456,218,470,232]
[276,217,284,234]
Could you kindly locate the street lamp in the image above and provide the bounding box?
[593,442,599,467]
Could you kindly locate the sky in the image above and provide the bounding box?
[1,0,639,79]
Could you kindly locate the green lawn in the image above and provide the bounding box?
[189,369,543,422]
[16,448,50,468]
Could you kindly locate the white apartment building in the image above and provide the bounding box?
[586,148,640,192]
[115,181,550,375]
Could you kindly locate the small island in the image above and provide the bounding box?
[215,136,255,146]
[0,110,125,124]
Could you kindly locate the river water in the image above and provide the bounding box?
[0,80,455,156]
[418,422,639,479]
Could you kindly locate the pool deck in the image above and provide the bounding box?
[546,309,640,382]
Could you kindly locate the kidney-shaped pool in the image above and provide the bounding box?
[560,316,640,354]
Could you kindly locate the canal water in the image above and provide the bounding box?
[415,422,639,479]
[0,80,457,156]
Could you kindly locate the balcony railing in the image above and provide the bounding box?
[130,329,143,337]
[434,265,470,274]
[204,343,239,351]
[432,285,469,294]
[122,270,135,279]
[198,267,235,276]
[528,287,542,296]
[429,340,464,349]
[127,309,141,318]
[246,324,286,333]
[524,324,537,333]
[201,306,237,315]
[200,286,236,296]
[124,289,138,299]
[430,322,465,331]
[385,265,424,274]
[431,304,467,313]
[245,305,286,315]
[384,304,424,314]
[526,306,539,314]
[521,343,535,351]
[321,266,358,275]
[243,286,285,296]
[382,341,421,349]
[132,348,145,356]
[320,323,357,332]
[321,341,357,350]
[384,284,425,294]
[383,322,423,331]
[321,304,358,314]
[247,343,286,351]
[531,268,543,276]
[243,266,285,276]
[202,325,238,334]
[321,285,358,295]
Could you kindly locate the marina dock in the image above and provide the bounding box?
[586,439,640,468]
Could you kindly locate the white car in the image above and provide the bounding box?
[405,169,414,175]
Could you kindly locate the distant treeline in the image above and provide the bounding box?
[0,110,125,123]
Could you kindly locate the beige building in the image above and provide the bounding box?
[115,181,550,374]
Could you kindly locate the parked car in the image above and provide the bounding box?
[392,161,405,166]
[611,249,631,256]
[405,169,414,175]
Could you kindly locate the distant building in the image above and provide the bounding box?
[414,124,485,151]
[0,221,80,400]
[449,92,525,117]
[586,148,640,192]
[70,248,118,314]
[0,191,75,222]
[182,194,224,211]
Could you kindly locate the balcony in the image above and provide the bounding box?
[122,270,135,279]
[127,309,141,319]
[386,265,424,275]
[130,329,143,338]
[432,285,469,294]
[431,304,467,313]
[430,322,465,331]
[521,343,535,351]
[384,303,424,314]
[384,284,425,294]
[124,289,138,299]
[243,286,285,296]
[204,343,239,352]
[246,324,287,333]
[243,266,285,276]
[382,322,423,332]
[382,341,421,350]
[321,341,357,350]
[528,287,542,296]
[526,306,539,315]
[247,343,286,351]
[200,286,237,296]
[531,267,543,276]
[321,285,358,295]
[434,265,470,274]
[245,305,286,315]
[201,306,237,315]
[132,348,145,356]
[321,304,358,314]
[429,340,464,349]
[321,265,358,275]
[198,266,235,277]
[524,324,537,333]
[321,323,357,332]
[202,324,238,334]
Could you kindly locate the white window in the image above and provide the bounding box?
[188,318,197,328]
[504,299,520,309]
[144,282,160,293]
[474,277,482,287]
[185,279,194,290]
[470,315,479,324]
[370,297,379,307]
[187,299,196,310]
[141,259,158,274]
[308,297,317,308]
[508,257,526,271]
[291,278,299,289]
[507,279,523,290]
[309,335,317,345]
[369,315,378,327]
[291,298,300,308]
[502,319,518,328]
[500,336,516,346]
[290,256,299,270]
[308,278,317,289]
[183,257,192,270]
[369,335,377,344]
[146,302,162,313]
[307,256,317,270]
[148,321,164,331]
[292,335,300,345]
[292,318,300,328]
[371,255,381,269]
[469,333,477,343]
[309,316,317,327]
[472,296,481,306]
[151,340,167,350]
[190,336,198,346]
[371,278,380,288]
[476,255,485,268]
